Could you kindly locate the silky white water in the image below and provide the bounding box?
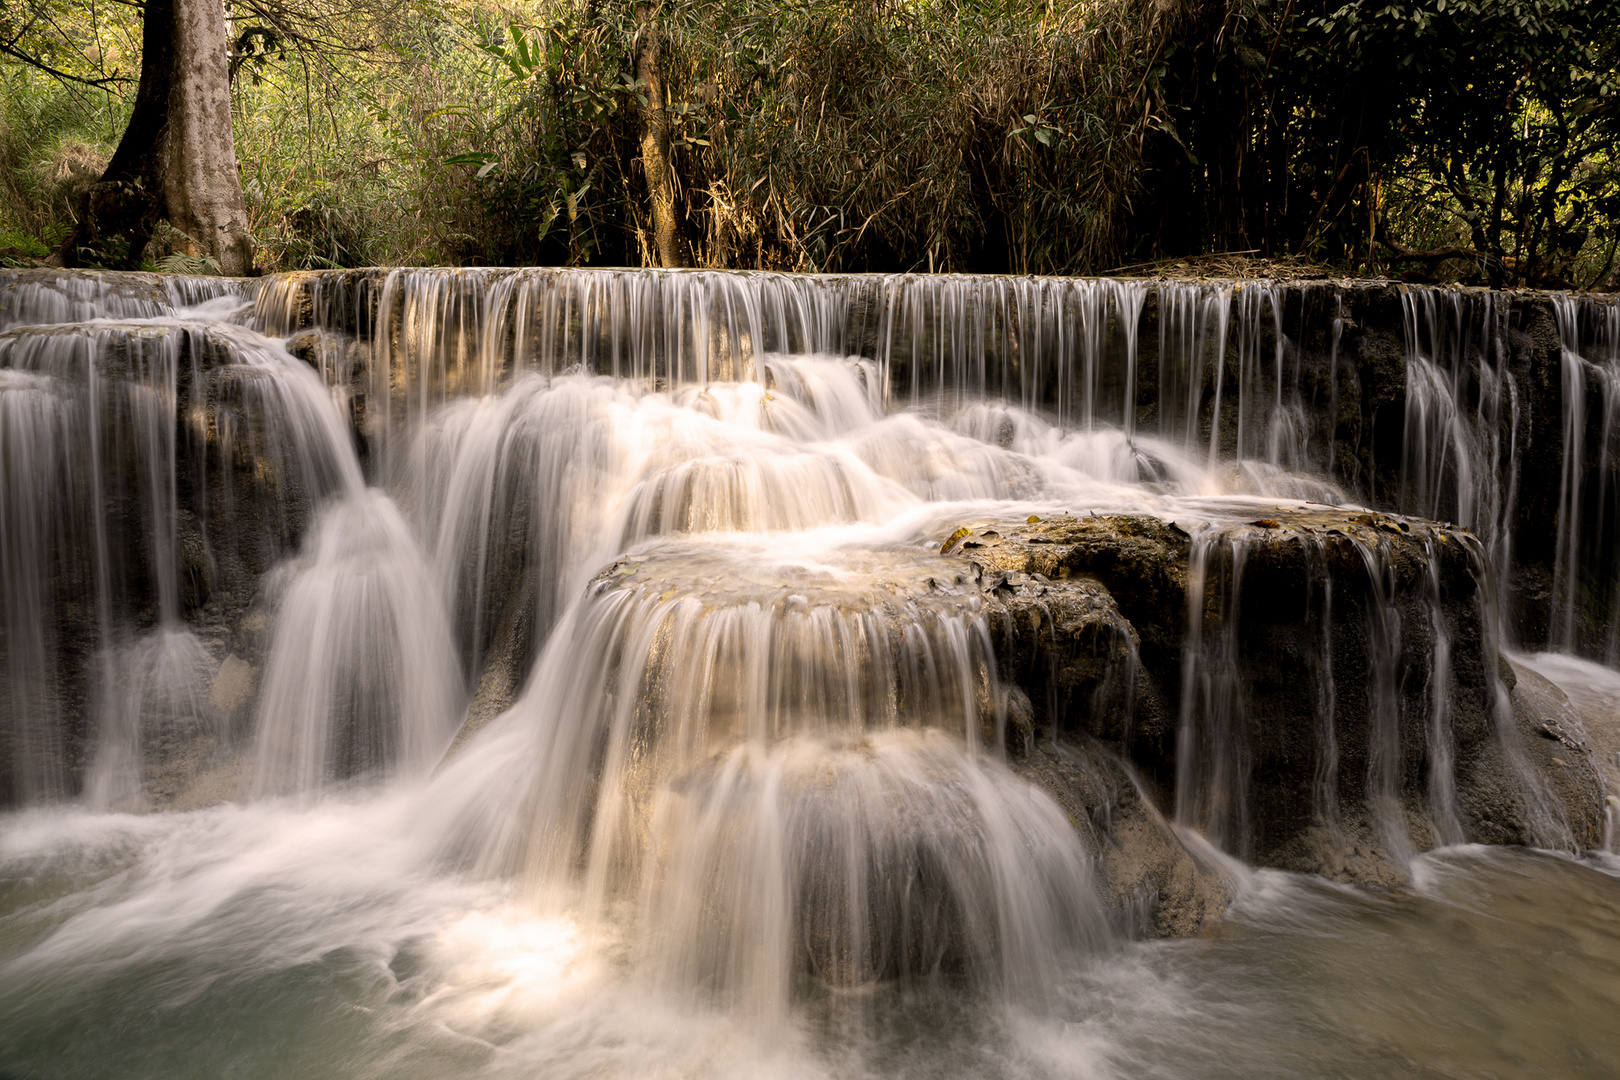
[3,269,1619,1078]
[3,800,1617,1079]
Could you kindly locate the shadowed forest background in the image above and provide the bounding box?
[2,0,1617,285]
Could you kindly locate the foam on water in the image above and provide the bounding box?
[4,797,1618,1079]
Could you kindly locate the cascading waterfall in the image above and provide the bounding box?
[251,490,463,796]
[1157,279,1233,452]
[1355,535,1421,867]
[2,266,1618,1080]
[262,269,1290,445]
[1168,516,1485,869]
[0,282,449,806]
[1174,531,1253,857]
[1550,294,1620,656]
[6,268,1610,819]
[429,540,1111,1021]
[1396,289,1513,538]
[1397,286,1620,655]
[0,315,225,806]
[1417,538,1466,848]
[0,366,73,801]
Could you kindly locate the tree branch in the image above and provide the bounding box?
[0,43,131,87]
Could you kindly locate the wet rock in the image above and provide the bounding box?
[438,585,535,769]
[942,507,1608,885]
[208,654,256,719]
[1013,739,1231,938]
[283,327,372,451]
[978,568,1140,745]
[1497,659,1606,848]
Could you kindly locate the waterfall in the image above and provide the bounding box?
[427,536,1112,1018]
[1396,288,1512,538]
[0,367,72,801]
[0,276,435,804]
[1394,286,1620,656]
[1174,530,1253,857]
[1169,516,1479,869]
[2,266,1614,1047]
[251,490,463,796]
[1550,294,1620,655]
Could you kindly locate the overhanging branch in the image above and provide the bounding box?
[0,43,131,87]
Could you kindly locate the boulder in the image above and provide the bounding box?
[942,507,1607,884]
[1012,738,1231,938]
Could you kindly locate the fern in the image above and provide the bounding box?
[155,252,224,276]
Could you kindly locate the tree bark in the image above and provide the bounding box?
[166,0,253,274]
[636,9,687,268]
[60,0,253,274]
[59,0,175,269]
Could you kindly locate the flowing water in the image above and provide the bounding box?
[1,268,1618,1078]
[2,804,1616,1079]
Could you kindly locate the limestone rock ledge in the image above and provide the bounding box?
[944,508,1607,892]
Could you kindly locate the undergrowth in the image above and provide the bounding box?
[0,0,1614,285]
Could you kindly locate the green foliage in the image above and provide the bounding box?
[652,0,1183,272]
[153,252,224,275]
[221,0,1187,273]
[1144,0,1620,286]
[227,3,511,268]
[0,0,133,253]
[0,63,125,246]
[0,231,48,257]
[0,0,1614,281]
[429,0,1186,273]
[443,13,644,265]
[0,0,138,89]
[1303,0,1620,283]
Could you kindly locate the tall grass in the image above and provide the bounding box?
[432,0,1197,273]
[652,0,1191,273]
[0,0,1228,273]
[0,66,127,253]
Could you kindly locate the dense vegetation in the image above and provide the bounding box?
[2,0,1616,284]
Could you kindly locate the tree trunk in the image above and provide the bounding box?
[59,0,175,269]
[166,0,253,274]
[60,0,253,274]
[636,10,687,269]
